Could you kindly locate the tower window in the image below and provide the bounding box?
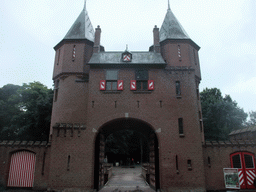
[193,49,197,65]
[136,69,148,91]
[106,70,118,90]
[57,48,61,65]
[54,80,59,102]
[178,118,184,135]
[176,81,181,96]
[187,159,192,170]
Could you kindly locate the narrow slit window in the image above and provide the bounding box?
[196,88,200,100]
[200,120,203,132]
[187,159,192,170]
[208,157,211,167]
[176,155,179,173]
[42,152,46,175]
[57,48,61,65]
[67,155,71,171]
[54,80,59,102]
[178,118,183,135]
[176,81,181,96]
[193,49,197,65]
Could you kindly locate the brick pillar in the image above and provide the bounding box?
[93,25,101,53]
[153,25,160,53]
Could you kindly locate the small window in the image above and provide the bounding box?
[176,81,181,95]
[187,160,192,170]
[176,155,179,173]
[244,154,254,168]
[54,80,59,102]
[106,70,118,90]
[57,48,61,65]
[208,156,211,167]
[232,154,241,168]
[178,118,183,135]
[136,70,148,91]
[193,49,197,65]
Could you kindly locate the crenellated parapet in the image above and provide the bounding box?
[0,140,50,148]
[52,123,86,137]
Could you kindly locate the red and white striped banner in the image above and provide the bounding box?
[7,151,36,188]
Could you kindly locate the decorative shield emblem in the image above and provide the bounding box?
[123,54,131,62]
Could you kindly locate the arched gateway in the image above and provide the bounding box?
[94,118,160,190]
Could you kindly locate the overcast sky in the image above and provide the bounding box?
[0,0,255,113]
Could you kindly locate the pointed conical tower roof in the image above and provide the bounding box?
[159,3,190,42]
[64,1,94,42]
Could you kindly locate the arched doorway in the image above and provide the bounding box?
[230,151,256,189]
[94,118,160,191]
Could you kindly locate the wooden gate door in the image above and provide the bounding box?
[7,151,36,188]
[98,134,105,189]
[149,134,156,189]
[231,152,256,189]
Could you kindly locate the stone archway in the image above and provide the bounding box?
[93,118,160,191]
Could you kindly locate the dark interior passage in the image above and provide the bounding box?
[94,118,159,190]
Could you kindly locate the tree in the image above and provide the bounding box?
[0,82,53,141]
[0,84,22,139]
[247,111,256,126]
[200,88,247,141]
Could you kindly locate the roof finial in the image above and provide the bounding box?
[126,44,128,51]
[168,0,170,10]
[84,0,86,11]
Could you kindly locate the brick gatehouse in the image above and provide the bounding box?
[0,2,256,191]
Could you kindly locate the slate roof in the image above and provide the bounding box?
[64,4,94,42]
[159,7,190,42]
[88,52,166,65]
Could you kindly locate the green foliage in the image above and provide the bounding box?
[201,88,247,141]
[247,111,256,126]
[106,130,142,155]
[0,82,53,141]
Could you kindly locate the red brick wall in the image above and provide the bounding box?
[203,143,256,191]
[0,142,51,190]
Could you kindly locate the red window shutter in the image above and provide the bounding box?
[117,80,124,90]
[148,80,154,90]
[100,80,106,90]
[130,80,136,90]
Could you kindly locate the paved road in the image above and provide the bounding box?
[99,166,155,192]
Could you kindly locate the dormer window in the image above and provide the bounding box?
[122,45,132,62]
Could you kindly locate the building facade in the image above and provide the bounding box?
[0,2,256,192]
